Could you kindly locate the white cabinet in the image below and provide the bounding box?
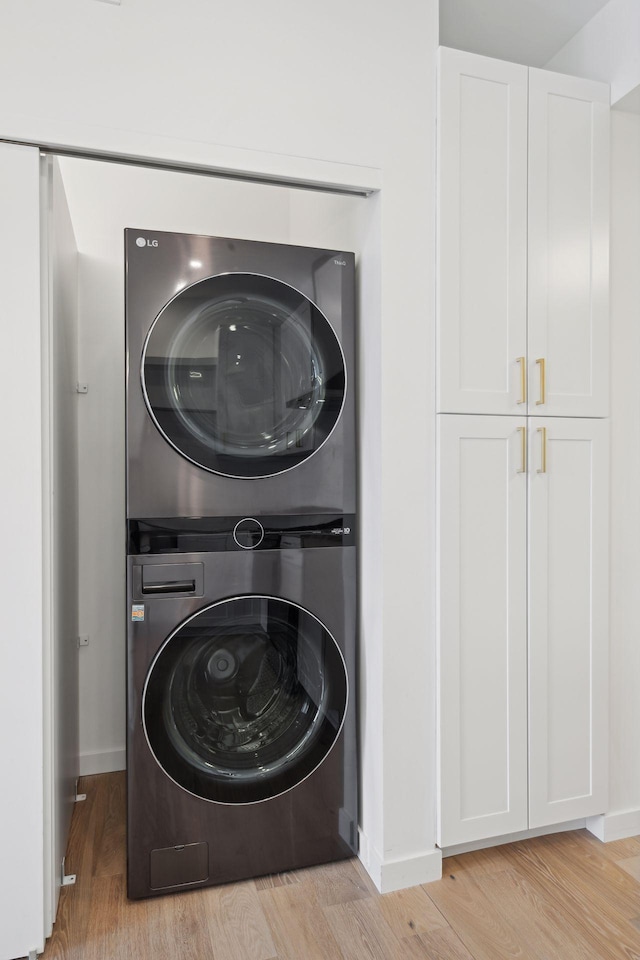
[437,50,610,848]
[438,416,528,845]
[437,50,528,416]
[438,415,609,847]
[437,48,610,418]
[528,418,609,827]
[528,70,610,418]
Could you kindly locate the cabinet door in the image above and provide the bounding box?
[528,70,610,417]
[438,415,528,846]
[437,48,528,416]
[528,418,609,827]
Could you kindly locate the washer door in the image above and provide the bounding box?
[141,274,345,478]
[143,596,348,804]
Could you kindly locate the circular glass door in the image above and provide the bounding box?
[141,274,345,478]
[143,596,348,804]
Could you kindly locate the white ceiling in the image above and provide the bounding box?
[440,0,613,67]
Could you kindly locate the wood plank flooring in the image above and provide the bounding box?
[41,774,640,960]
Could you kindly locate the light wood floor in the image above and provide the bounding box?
[42,773,640,960]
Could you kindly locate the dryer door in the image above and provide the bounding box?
[141,273,345,478]
[143,596,348,804]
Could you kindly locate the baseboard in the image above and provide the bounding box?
[586,809,640,843]
[79,748,126,776]
[440,818,587,858]
[358,829,442,893]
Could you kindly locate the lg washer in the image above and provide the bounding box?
[126,514,357,898]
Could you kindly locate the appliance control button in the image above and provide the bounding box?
[233,518,265,549]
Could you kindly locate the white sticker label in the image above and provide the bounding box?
[131,604,145,622]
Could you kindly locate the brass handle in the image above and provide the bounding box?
[517,426,526,473]
[516,357,526,404]
[537,427,547,474]
[536,358,546,405]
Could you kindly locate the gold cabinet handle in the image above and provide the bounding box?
[536,358,546,405]
[537,427,547,474]
[517,426,526,473]
[516,357,526,404]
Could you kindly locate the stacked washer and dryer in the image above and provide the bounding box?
[125,229,357,899]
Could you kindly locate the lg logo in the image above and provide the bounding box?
[136,237,159,248]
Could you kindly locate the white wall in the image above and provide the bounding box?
[0,4,439,944]
[545,0,640,106]
[607,110,640,824]
[1,0,421,172]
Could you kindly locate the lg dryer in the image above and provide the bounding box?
[125,230,355,519]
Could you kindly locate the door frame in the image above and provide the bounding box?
[0,122,385,956]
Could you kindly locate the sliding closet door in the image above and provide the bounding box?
[41,154,80,934]
[0,141,46,959]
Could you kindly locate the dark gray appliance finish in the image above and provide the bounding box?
[126,537,357,899]
[125,229,356,519]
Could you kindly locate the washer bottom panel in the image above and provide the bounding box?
[149,842,209,891]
